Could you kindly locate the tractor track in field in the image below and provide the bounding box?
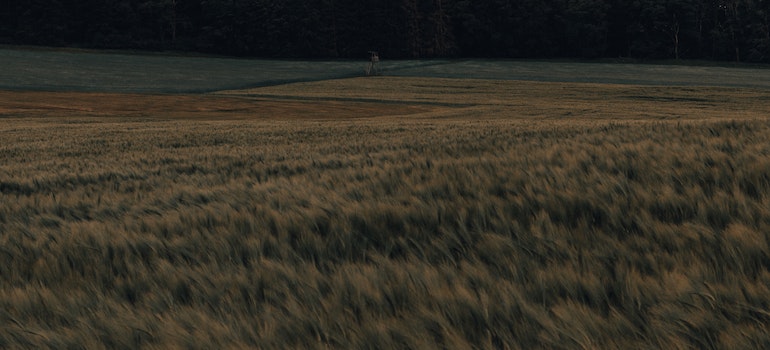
[217,93,477,108]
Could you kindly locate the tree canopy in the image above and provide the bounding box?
[3,0,770,62]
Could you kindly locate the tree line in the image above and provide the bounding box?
[3,0,770,62]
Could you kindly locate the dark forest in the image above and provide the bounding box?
[2,0,770,62]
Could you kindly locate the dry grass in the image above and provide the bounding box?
[1,78,770,349]
[220,77,770,121]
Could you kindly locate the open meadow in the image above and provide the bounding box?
[2,51,770,348]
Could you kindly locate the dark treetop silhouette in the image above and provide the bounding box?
[2,0,769,62]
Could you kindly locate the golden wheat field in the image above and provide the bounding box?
[2,77,770,349]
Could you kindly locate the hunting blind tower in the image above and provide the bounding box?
[366,51,381,76]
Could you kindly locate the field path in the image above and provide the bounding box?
[3,48,770,93]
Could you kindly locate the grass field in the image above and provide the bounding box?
[2,73,770,348]
[8,47,770,93]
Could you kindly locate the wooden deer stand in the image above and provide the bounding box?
[366,51,381,76]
